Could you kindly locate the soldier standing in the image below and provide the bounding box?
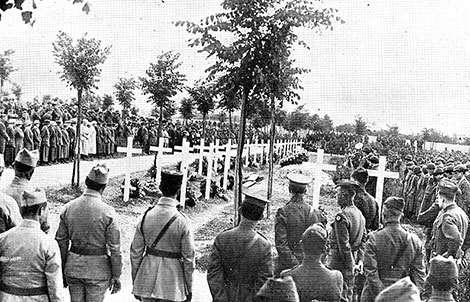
[351,168,380,231]
[0,188,63,302]
[130,171,195,302]
[207,192,273,302]
[32,119,41,151]
[326,180,366,302]
[281,223,343,302]
[274,174,326,275]
[430,178,469,259]
[40,116,51,165]
[360,197,426,302]
[55,163,122,302]
[453,164,470,216]
[23,120,33,150]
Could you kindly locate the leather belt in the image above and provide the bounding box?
[0,281,48,296]
[146,247,182,259]
[70,245,107,256]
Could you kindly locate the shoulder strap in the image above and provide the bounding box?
[150,213,180,249]
[140,206,154,246]
[246,233,260,252]
[391,232,409,268]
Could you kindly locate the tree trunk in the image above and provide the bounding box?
[267,94,276,217]
[72,88,83,187]
[152,102,164,179]
[202,113,206,141]
[229,110,232,130]
[233,88,248,227]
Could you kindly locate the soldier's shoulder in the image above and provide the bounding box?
[256,231,272,246]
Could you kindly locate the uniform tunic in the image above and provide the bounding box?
[55,189,122,282]
[207,226,273,302]
[361,222,426,302]
[431,203,469,258]
[275,196,326,274]
[455,177,470,216]
[281,263,343,302]
[130,197,195,301]
[353,188,380,231]
[326,205,366,302]
[0,219,63,302]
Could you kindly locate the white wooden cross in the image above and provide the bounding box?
[310,149,337,208]
[220,139,237,190]
[192,138,209,175]
[262,139,269,164]
[174,138,194,208]
[117,136,142,202]
[205,142,215,200]
[244,139,251,167]
[149,139,173,185]
[366,156,400,213]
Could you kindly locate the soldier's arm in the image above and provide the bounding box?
[129,218,145,282]
[274,208,298,267]
[181,220,195,295]
[441,215,464,258]
[105,209,122,279]
[363,235,385,295]
[207,238,229,302]
[45,240,64,302]
[255,239,273,295]
[0,123,9,141]
[409,237,426,292]
[54,208,70,273]
[334,214,354,270]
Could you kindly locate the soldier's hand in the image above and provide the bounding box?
[185,292,193,302]
[109,277,121,294]
[63,277,68,288]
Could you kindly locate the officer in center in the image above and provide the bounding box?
[275,173,326,276]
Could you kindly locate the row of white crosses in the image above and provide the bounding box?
[117,135,302,205]
[309,149,399,213]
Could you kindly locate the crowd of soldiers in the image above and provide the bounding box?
[0,97,299,171]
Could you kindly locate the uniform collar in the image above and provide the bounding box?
[157,196,179,207]
[83,188,102,198]
[443,203,458,211]
[20,219,40,228]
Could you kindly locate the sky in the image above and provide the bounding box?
[1,0,470,136]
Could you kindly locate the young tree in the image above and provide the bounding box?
[140,51,186,143]
[0,49,16,98]
[114,77,136,116]
[179,97,194,124]
[102,94,114,111]
[355,115,368,135]
[53,31,111,187]
[179,0,341,218]
[188,81,215,139]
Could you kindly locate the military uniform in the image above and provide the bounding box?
[275,174,327,275]
[360,222,425,302]
[40,122,50,164]
[55,165,122,302]
[455,174,470,216]
[23,123,34,150]
[0,189,63,302]
[130,197,195,301]
[353,188,380,231]
[207,192,273,302]
[431,203,468,258]
[32,121,42,150]
[275,198,326,274]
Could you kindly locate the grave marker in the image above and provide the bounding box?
[117,136,142,202]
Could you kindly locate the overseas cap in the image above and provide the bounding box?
[375,277,421,302]
[256,276,299,302]
[287,173,311,192]
[427,255,458,285]
[15,148,39,168]
[301,223,328,255]
[160,170,183,190]
[87,163,109,185]
[21,188,47,207]
[383,196,405,212]
[439,178,459,197]
[243,191,270,210]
